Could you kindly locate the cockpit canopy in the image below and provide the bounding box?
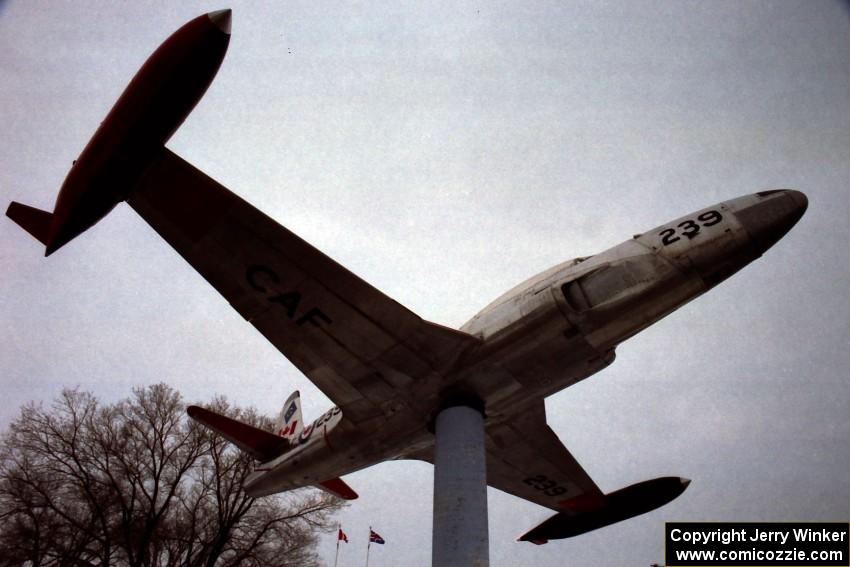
[561,254,665,312]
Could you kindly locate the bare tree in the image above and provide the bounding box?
[0,385,345,567]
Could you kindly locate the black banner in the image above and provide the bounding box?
[665,522,849,566]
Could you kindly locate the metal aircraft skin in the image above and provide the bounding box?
[5,10,808,542]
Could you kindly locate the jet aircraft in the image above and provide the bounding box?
[6,10,807,542]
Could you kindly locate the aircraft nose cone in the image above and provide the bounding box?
[736,190,808,256]
[208,9,232,35]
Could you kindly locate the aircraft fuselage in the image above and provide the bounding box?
[245,189,807,495]
[7,9,809,539]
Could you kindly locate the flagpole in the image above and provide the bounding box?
[364,526,372,567]
[334,523,341,567]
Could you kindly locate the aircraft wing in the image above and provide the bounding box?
[128,148,479,424]
[484,401,604,512]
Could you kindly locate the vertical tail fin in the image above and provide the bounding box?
[275,390,303,443]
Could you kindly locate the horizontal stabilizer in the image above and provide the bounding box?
[6,202,53,245]
[316,478,359,500]
[187,405,289,462]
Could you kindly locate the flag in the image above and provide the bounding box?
[369,529,385,545]
[338,528,349,543]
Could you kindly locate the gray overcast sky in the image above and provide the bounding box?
[2,1,849,565]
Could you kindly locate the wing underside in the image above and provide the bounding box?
[125,148,598,513]
[486,400,604,512]
[128,148,478,423]
[484,401,603,512]
[407,401,604,513]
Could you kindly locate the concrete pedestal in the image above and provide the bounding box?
[432,405,489,567]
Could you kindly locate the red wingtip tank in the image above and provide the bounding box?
[26,10,232,256]
[518,476,691,544]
